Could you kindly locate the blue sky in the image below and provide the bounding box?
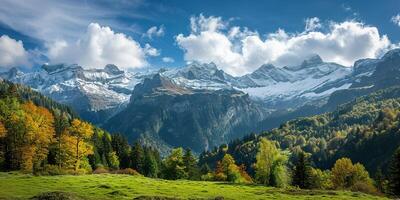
[0,0,399,75]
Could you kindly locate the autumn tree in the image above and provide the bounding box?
[69,119,94,172]
[21,101,55,172]
[331,157,373,189]
[0,122,6,138]
[213,154,251,183]
[0,121,6,168]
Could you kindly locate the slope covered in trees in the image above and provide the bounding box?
[200,86,400,175]
[0,80,162,174]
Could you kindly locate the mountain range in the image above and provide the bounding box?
[2,49,399,154]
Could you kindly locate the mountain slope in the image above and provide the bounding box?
[200,86,400,174]
[104,74,267,154]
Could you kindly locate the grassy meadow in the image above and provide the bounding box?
[0,172,387,200]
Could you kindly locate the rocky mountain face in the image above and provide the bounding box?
[3,49,400,154]
[104,74,266,154]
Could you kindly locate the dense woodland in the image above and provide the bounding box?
[1,80,400,197]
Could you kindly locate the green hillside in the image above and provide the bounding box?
[200,86,400,174]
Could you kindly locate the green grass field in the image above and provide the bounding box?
[0,172,387,200]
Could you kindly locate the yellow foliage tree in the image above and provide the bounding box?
[255,138,278,185]
[0,121,6,138]
[21,101,55,172]
[331,157,373,189]
[69,119,94,171]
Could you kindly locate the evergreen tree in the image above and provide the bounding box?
[374,167,385,193]
[101,133,112,167]
[292,152,312,189]
[183,148,200,180]
[53,110,69,168]
[143,148,158,178]
[200,163,211,175]
[163,148,187,180]
[130,142,144,174]
[111,134,130,169]
[389,148,400,196]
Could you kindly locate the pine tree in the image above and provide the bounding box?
[389,148,400,196]
[292,152,312,189]
[143,148,158,178]
[130,142,144,173]
[163,148,187,180]
[53,110,69,169]
[111,134,130,169]
[374,167,385,193]
[200,163,211,175]
[183,148,200,180]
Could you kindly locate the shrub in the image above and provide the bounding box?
[309,168,333,190]
[30,191,82,200]
[201,172,215,181]
[214,172,227,181]
[37,165,67,176]
[114,168,141,176]
[93,166,109,174]
[351,181,379,196]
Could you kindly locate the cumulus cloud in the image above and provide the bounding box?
[391,14,400,27]
[176,15,392,76]
[144,25,165,39]
[162,57,174,63]
[305,17,322,32]
[0,35,30,67]
[47,23,153,70]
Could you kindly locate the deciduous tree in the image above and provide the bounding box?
[69,119,94,171]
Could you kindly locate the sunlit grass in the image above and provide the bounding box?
[0,172,387,200]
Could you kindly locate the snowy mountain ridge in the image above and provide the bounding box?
[0,53,379,123]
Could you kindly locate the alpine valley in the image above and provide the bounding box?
[2,49,400,154]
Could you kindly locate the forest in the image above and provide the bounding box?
[1,80,400,198]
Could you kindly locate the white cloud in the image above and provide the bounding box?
[162,57,174,63]
[144,43,160,56]
[305,17,322,32]
[176,15,392,76]
[144,25,165,39]
[47,23,152,70]
[391,14,400,27]
[0,0,148,43]
[0,35,30,67]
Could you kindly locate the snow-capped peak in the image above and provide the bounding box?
[104,64,123,75]
[301,54,323,67]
